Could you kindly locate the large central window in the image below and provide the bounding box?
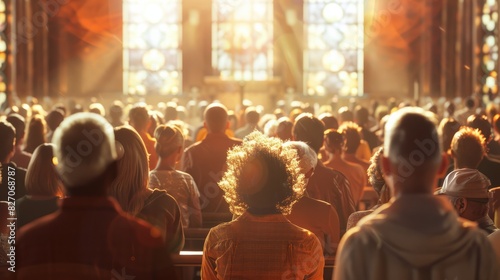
[304,0,364,96]
[212,0,274,81]
[123,0,182,95]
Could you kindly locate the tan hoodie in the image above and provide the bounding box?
[334,195,500,280]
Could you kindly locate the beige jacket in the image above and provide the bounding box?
[334,195,500,280]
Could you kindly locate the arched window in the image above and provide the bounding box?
[304,0,364,96]
[123,0,182,95]
[212,0,274,81]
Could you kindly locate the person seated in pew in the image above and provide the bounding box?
[334,107,500,280]
[202,131,324,279]
[150,124,202,228]
[17,113,177,279]
[284,141,341,257]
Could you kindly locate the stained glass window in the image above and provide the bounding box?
[304,0,364,96]
[480,0,498,94]
[212,0,274,81]
[123,0,181,95]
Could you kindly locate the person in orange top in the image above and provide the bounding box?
[128,103,158,170]
[323,129,367,205]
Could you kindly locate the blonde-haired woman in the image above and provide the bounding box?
[16,144,63,229]
[150,124,202,228]
[108,126,184,253]
[202,131,324,279]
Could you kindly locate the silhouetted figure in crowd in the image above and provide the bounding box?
[235,106,261,139]
[468,114,500,188]
[182,103,242,213]
[16,144,62,229]
[334,107,500,280]
[108,101,125,127]
[24,114,47,154]
[339,122,371,170]
[45,109,65,142]
[202,132,324,279]
[0,121,27,201]
[109,126,184,253]
[354,105,380,151]
[150,124,202,228]
[6,114,31,168]
[437,117,461,186]
[456,97,475,124]
[17,113,177,279]
[285,141,340,257]
[293,113,355,236]
[323,129,366,205]
[128,103,158,169]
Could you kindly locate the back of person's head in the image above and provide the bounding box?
[6,113,25,143]
[154,124,184,158]
[438,118,461,152]
[0,121,16,163]
[437,169,490,220]
[204,103,228,133]
[450,127,485,169]
[25,114,47,153]
[466,114,492,141]
[128,103,150,131]
[293,113,325,153]
[338,122,362,154]
[275,117,293,141]
[465,97,475,109]
[318,113,339,130]
[324,129,344,153]
[219,131,305,215]
[109,126,150,215]
[164,102,178,122]
[383,107,442,188]
[283,141,318,177]
[338,106,354,123]
[89,103,105,116]
[45,109,65,131]
[354,105,370,126]
[109,101,124,122]
[52,113,117,190]
[445,101,455,116]
[245,106,260,125]
[25,144,63,197]
[368,147,386,196]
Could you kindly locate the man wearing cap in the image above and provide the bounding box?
[334,107,500,280]
[437,169,497,234]
[17,113,176,279]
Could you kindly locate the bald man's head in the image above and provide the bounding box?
[204,103,229,133]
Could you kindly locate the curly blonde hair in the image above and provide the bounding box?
[219,131,306,216]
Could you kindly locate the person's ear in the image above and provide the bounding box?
[226,121,230,130]
[457,197,467,214]
[436,153,449,179]
[203,121,207,129]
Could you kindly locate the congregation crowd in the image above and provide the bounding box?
[1,95,500,279]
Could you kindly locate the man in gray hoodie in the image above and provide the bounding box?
[334,107,500,280]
